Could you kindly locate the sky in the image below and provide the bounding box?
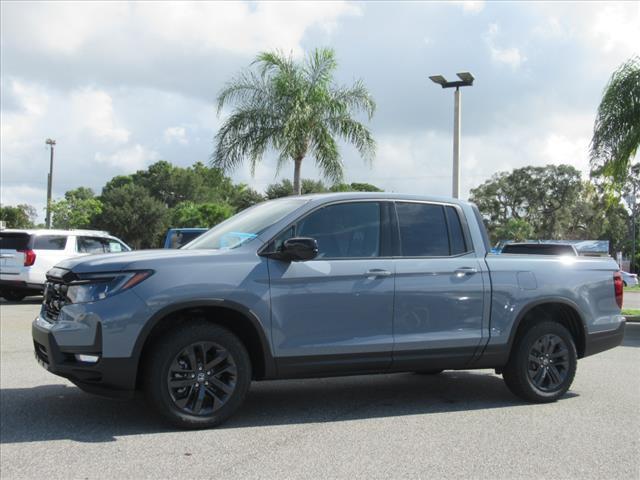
[1,1,639,220]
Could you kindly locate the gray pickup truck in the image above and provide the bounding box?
[32,193,625,428]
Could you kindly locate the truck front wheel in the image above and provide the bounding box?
[144,322,252,429]
[503,321,577,403]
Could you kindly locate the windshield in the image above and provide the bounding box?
[184,198,308,250]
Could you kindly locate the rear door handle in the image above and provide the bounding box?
[454,267,477,277]
[364,269,392,278]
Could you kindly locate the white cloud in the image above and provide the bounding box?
[2,1,360,58]
[0,185,47,216]
[453,1,485,15]
[164,126,188,145]
[94,144,159,172]
[71,88,130,144]
[484,23,526,69]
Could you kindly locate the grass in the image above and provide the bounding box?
[622,309,640,316]
[624,284,640,292]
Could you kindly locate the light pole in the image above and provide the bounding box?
[429,72,474,199]
[45,138,56,228]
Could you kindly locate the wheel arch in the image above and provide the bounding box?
[133,299,277,387]
[507,298,586,359]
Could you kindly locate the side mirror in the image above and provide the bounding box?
[267,237,318,262]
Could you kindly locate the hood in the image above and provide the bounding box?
[56,248,230,274]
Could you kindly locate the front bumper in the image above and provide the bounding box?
[32,315,137,397]
[583,320,626,357]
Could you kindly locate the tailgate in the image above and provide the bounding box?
[0,232,30,275]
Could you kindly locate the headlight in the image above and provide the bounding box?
[65,270,153,304]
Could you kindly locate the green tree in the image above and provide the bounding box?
[170,202,234,228]
[50,188,103,229]
[0,204,36,228]
[96,184,168,249]
[213,47,376,195]
[265,178,328,199]
[494,218,535,242]
[471,165,585,240]
[330,182,383,192]
[590,56,640,184]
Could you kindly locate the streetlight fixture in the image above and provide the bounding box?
[429,72,474,199]
[45,138,56,228]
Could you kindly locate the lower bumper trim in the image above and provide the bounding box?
[584,321,626,357]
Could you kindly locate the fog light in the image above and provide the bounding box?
[75,354,99,363]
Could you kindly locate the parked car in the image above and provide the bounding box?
[620,270,638,287]
[32,193,625,428]
[0,229,130,301]
[500,242,578,256]
[163,228,208,249]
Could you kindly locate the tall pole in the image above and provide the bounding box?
[452,87,461,199]
[429,72,473,200]
[45,139,56,228]
[632,183,637,273]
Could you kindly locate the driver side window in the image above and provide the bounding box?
[294,202,381,259]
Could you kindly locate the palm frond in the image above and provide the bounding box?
[330,79,376,120]
[310,125,343,183]
[216,71,271,115]
[304,47,338,88]
[327,115,376,164]
[590,56,640,183]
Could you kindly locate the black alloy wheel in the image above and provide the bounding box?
[503,320,577,403]
[526,334,570,392]
[145,322,251,429]
[167,341,238,416]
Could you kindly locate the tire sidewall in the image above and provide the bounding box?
[518,322,577,401]
[146,324,252,428]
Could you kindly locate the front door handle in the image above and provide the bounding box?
[364,269,392,278]
[454,267,478,277]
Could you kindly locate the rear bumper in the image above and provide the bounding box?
[0,279,43,293]
[32,316,137,398]
[584,321,626,357]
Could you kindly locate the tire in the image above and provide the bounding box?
[2,290,26,302]
[503,321,577,403]
[414,369,444,375]
[144,322,252,429]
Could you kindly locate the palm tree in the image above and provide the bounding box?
[590,56,640,183]
[212,48,376,195]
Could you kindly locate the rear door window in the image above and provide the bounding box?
[395,202,450,256]
[0,233,31,250]
[33,235,68,250]
[107,239,128,252]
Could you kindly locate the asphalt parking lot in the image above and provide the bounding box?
[1,299,639,479]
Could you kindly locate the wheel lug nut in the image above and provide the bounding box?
[205,381,209,386]
[207,371,212,376]
[195,383,199,387]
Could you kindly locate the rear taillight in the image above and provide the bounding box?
[614,272,623,309]
[18,249,36,267]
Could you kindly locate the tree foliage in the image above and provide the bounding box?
[213,47,376,195]
[95,184,168,249]
[470,164,630,250]
[51,187,103,229]
[171,202,234,228]
[590,56,640,184]
[0,204,36,228]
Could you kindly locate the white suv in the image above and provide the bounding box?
[0,229,131,301]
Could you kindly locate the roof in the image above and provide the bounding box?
[0,228,114,237]
[288,192,469,205]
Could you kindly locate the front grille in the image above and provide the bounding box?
[43,279,68,321]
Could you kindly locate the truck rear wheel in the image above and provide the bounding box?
[144,322,252,429]
[1,290,26,302]
[503,321,577,403]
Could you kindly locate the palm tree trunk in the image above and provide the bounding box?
[293,156,303,195]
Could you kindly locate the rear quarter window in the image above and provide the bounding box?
[33,235,68,250]
[0,233,31,250]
